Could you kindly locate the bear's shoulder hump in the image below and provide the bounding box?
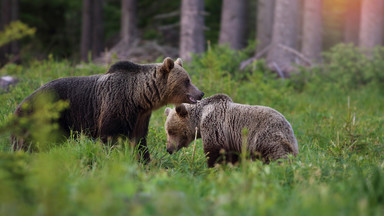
[106,61,142,74]
[206,94,233,103]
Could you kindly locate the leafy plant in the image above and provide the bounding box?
[0,21,35,47]
[1,92,69,152]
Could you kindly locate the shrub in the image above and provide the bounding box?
[292,44,384,92]
[0,21,35,48]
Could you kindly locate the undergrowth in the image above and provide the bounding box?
[0,44,383,215]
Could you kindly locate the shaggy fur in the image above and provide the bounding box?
[164,94,298,167]
[13,57,204,162]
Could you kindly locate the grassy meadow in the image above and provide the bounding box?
[0,45,383,215]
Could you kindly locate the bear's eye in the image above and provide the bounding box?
[184,79,190,86]
[168,130,175,136]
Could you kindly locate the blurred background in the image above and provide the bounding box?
[0,0,381,75]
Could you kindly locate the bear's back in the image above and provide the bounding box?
[199,98,298,154]
[229,103,298,155]
[20,75,101,104]
[230,104,288,128]
[107,61,156,74]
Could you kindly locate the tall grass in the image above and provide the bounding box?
[0,45,383,215]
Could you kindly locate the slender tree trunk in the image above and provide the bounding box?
[97,0,138,64]
[10,0,18,54]
[0,6,2,32]
[121,0,138,46]
[179,0,205,61]
[344,0,361,45]
[359,0,384,50]
[266,0,300,76]
[1,0,11,33]
[81,0,92,62]
[218,0,247,50]
[256,0,275,52]
[301,0,323,62]
[92,0,104,59]
[0,0,19,64]
[0,0,11,60]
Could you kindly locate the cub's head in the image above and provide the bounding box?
[164,104,195,154]
[159,57,204,105]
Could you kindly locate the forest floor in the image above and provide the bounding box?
[0,47,383,215]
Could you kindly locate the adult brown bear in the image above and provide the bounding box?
[13,57,204,162]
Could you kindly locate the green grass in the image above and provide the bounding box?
[0,46,383,215]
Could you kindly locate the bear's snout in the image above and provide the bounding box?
[167,147,174,154]
[200,92,205,99]
[195,89,204,100]
[188,84,204,102]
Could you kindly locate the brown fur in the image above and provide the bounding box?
[164,94,298,167]
[13,57,204,163]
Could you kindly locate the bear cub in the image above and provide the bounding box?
[164,94,298,167]
[13,57,204,163]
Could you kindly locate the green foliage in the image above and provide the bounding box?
[323,44,369,88]
[187,43,256,98]
[2,92,69,151]
[0,21,35,47]
[291,43,384,92]
[0,46,383,215]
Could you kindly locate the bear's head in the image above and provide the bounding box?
[159,57,204,105]
[164,104,195,154]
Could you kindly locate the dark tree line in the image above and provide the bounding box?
[0,0,19,64]
[1,0,384,74]
[80,0,104,62]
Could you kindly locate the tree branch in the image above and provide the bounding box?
[239,44,271,70]
[157,22,180,31]
[271,62,285,79]
[154,11,180,19]
[278,44,313,66]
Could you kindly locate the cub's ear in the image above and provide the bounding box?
[175,58,183,67]
[161,57,174,74]
[175,104,188,118]
[164,107,172,116]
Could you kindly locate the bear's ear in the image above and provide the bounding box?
[164,107,171,116]
[161,57,174,74]
[175,104,188,118]
[175,58,183,67]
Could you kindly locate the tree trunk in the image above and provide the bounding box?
[81,0,92,62]
[92,0,104,59]
[179,0,205,61]
[0,0,19,64]
[266,0,300,76]
[359,0,384,50]
[301,0,323,62]
[95,0,141,64]
[121,0,138,46]
[0,0,11,59]
[218,0,247,50]
[344,0,361,45]
[256,0,275,53]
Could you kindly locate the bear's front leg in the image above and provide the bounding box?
[133,112,152,164]
[203,145,221,168]
[98,114,128,143]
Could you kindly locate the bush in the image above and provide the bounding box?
[0,21,35,48]
[291,44,384,92]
